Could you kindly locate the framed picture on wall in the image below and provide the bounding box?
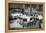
[5,0,45,33]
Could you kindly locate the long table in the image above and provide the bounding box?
[11,13,33,22]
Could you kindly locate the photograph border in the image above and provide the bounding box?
[5,0,45,32]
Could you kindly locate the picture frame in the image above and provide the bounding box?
[5,0,45,33]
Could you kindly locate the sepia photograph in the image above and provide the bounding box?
[8,3,44,30]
